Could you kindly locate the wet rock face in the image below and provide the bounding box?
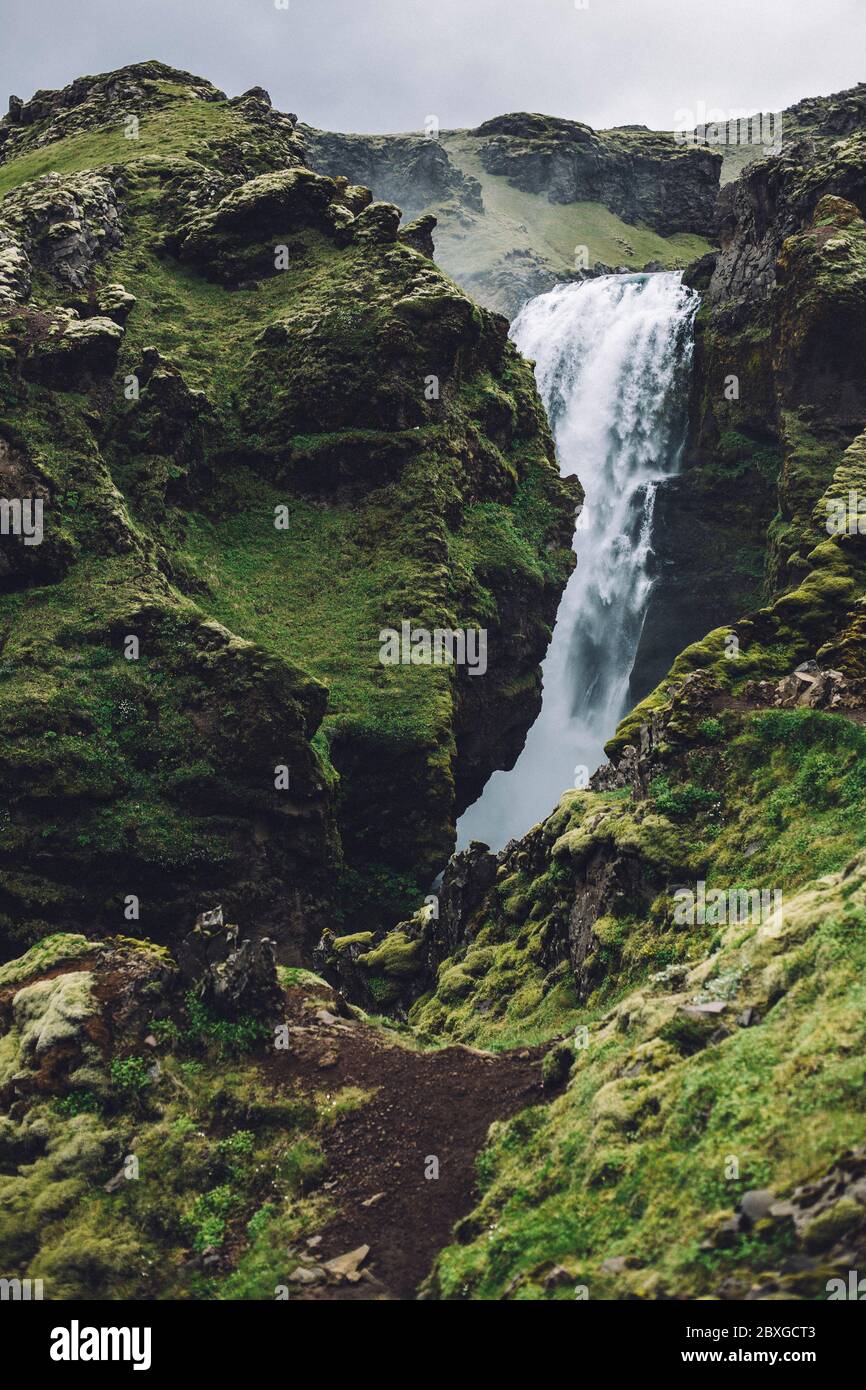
[628,448,777,709]
[773,194,866,434]
[707,133,866,315]
[636,121,866,691]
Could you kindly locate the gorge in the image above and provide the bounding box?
[1,55,866,1309]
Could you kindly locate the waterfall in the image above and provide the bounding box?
[458,271,699,851]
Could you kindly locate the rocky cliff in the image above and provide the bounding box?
[4,61,866,1305]
[472,113,720,234]
[0,61,578,959]
[632,102,866,705]
[305,116,720,317]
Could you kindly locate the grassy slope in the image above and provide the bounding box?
[417,668,866,1298]
[434,840,866,1299]
[405,194,866,1296]
[0,87,252,200]
[0,78,577,945]
[434,132,712,292]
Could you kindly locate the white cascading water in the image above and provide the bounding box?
[457,271,699,851]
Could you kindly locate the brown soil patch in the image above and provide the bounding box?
[258,986,546,1300]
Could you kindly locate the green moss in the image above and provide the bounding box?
[430,853,866,1298]
[0,933,96,987]
[0,942,354,1299]
[359,931,424,978]
[0,94,258,200]
[0,58,578,944]
[802,1198,863,1252]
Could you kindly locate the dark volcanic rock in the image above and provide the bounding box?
[199,936,282,1020]
[707,132,866,315]
[397,213,437,257]
[315,840,499,1012]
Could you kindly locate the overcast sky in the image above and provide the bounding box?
[1,0,863,134]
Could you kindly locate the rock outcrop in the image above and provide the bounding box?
[178,906,282,1020]
[316,839,498,1013]
[301,128,484,222]
[632,109,866,702]
[473,114,720,236]
[0,62,577,957]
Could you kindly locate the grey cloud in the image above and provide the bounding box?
[0,0,863,134]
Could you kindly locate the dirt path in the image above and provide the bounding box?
[259,986,545,1299]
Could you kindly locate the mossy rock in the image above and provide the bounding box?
[359,931,424,980]
[803,1198,865,1253]
[0,933,97,989]
[541,1041,573,1091]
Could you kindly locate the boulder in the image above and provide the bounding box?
[398,213,437,257]
[188,914,283,1021]
[350,200,401,245]
[0,171,123,296]
[23,312,124,387]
